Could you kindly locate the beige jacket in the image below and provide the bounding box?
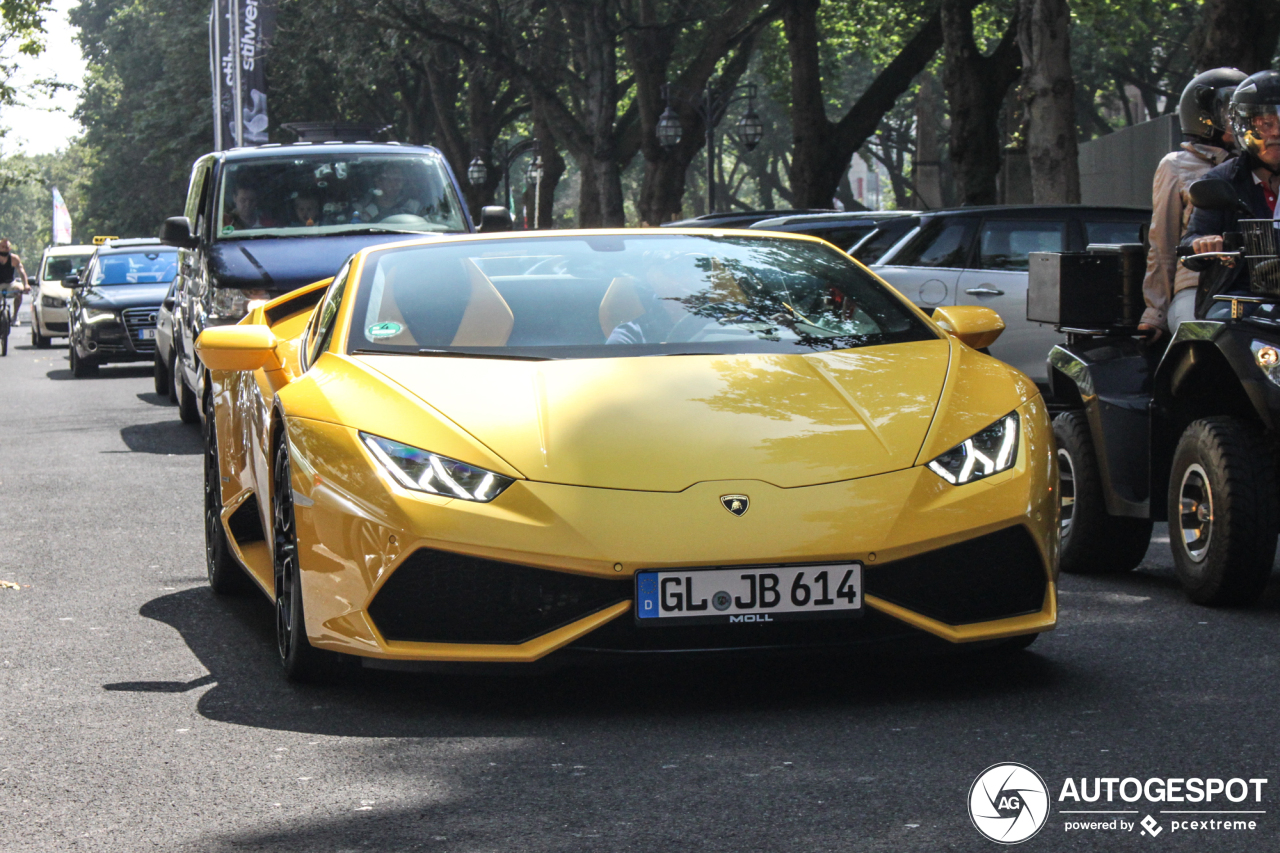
[1141,142,1233,330]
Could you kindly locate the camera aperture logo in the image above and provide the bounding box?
[969,763,1050,844]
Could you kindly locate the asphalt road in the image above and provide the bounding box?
[2,334,1279,852]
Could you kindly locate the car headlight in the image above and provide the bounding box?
[41,295,66,308]
[360,433,515,502]
[927,412,1020,485]
[1252,340,1280,386]
[209,287,269,320]
[85,307,117,323]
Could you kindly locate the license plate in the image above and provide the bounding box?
[636,563,862,625]
[138,328,156,340]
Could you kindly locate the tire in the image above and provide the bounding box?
[204,391,252,596]
[153,349,171,397]
[166,350,179,402]
[31,322,50,348]
[176,366,200,424]
[69,346,98,378]
[0,312,8,357]
[1168,417,1278,606]
[272,428,344,682]
[1053,411,1153,574]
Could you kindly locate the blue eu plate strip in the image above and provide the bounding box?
[636,572,659,619]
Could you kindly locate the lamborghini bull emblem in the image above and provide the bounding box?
[720,494,750,517]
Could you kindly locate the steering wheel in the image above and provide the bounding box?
[665,311,717,343]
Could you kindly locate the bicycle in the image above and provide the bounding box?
[0,286,13,356]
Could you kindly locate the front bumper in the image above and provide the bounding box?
[75,306,161,361]
[269,397,1057,663]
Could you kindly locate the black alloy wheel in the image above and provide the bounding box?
[1052,411,1152,573]
[176,365,200,424]
[153,348,170,398]
[1168,417,1277,605]
[204,391,252,595]
[69,344,98,377]
[272,429,342,682]
[166,349,179,403]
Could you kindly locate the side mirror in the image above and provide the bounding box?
[160,215,200,249]
[477,205,513,233]
[1188,178,1249,215]
[62,274,83,288]
[26,276,36,287]
[162,297,175,311]
[196,325,283,373]
[932,305,1005,349]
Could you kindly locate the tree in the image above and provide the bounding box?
[0,0,51,109]
[940,0,1020,205]
[1193,0,1280,74]
[1019,0,1078,202]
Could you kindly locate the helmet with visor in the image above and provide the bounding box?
[1230,70,1280,162]
[1180,67,1246,142]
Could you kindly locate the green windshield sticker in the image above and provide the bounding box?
[221,225,235,235]
[367,321,403,339]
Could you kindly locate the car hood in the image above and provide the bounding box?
[80,282,171,310]
[209,233,448,293]
[356,339,952,491]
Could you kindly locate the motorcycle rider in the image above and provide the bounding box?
[1182,70,1280,305]
[1139,68,1245,339]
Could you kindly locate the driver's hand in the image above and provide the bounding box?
[1192,235,1224,255]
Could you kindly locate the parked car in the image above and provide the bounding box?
[662,209,835,229]
[65,239,177,377]
[31,243,94,348]
[749,211,918,262]
[870,205,1150,387]
[195,228,1056,680]
[161,141,475,424]
[153,280,179,399]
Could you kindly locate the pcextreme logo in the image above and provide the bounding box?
[969,764,1269,844]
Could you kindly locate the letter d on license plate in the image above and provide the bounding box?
[635,563,862,626]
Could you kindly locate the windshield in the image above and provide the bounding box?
[42,254,92,281]
[217,153,466,239]
[90,251,178,286]
[347,234,936,359]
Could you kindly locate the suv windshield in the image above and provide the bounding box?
[43,254,92,281]
[218,153,466,239]
[91,251,178,285]
[348,234,936,359]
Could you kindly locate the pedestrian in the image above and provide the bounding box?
[0,239,30,326]
[1139,67,1245,340]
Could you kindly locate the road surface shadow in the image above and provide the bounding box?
[46,364,152,381]
[105,587,1067,740]
[118,420,201,454]
[136,391,174,407]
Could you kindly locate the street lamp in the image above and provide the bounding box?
[467,153,488,188]
[657,82,763,213]
[467,139,543,227]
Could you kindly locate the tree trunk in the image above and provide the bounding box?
[783,0,969,209]
[913,71,944,209]
[1018,0,1079,203]
[1194,0,1280,74]
[941,0,1022,206]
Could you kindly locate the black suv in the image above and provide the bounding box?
[65,239,177,378]
[748,210,918,262]
[161,142,474,422]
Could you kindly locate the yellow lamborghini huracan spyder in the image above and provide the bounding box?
[195,229,1057,680]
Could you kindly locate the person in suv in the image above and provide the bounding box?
[162,142,475,424]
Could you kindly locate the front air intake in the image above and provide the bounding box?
[367,549,629,644]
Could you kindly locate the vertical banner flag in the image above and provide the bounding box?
[51,188,72,245]
[210,0,277,150]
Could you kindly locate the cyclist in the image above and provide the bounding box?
[1140,68,1245,339]
[1182,70,1280,308]
[0,239,30,326]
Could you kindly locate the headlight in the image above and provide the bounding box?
[209,287,269,320]
[360,433,515,502]
[1252,340,1280,386]
[927,412,1020,485]
[41,295,66,308]
[85,307,117,323]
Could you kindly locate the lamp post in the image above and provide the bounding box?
[657,82,763,214]
[467,139,542,225]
